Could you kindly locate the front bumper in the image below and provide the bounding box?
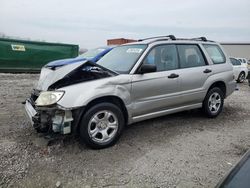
[24,98,73,134]
[24,99,38,126]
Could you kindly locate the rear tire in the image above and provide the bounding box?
[203,87,224,118]
[79,102,124,149]
[237,72,245,83]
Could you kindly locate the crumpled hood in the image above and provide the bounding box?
[36,60,88,91]
[45,57,86,68]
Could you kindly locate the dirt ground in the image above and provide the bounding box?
[0,73,250,188]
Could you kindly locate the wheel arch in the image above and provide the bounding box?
[207,81,226,98]
[239,71,246,77]
[74,95,128,133]
[240,71,246,75]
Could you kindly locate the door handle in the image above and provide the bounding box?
[203,69,212,73]
[168,73,179,79]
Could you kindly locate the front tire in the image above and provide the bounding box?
[79,102,125,149]
[237,72,245,83]
[203,87,224,118]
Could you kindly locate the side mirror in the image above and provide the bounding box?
[139,64,156,74]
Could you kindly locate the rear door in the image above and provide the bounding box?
[176,44,210,105]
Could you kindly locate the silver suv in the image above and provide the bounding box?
[24,35,236,149]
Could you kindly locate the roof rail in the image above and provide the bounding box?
[191,37,208,41]
[137,35,214,43]
[138,35,176,42]
[175,37,214,42]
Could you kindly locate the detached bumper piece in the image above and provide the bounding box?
[24,99,73,135]
[24,99,37,126]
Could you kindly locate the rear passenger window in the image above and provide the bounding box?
[203,44,226,64]
[143,45,178,72]
[177,45,206,68]
[230,58,241,66]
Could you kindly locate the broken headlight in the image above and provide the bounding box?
[35,91,64,106]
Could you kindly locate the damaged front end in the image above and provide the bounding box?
[24,90,74,135]
[24,61,117,135]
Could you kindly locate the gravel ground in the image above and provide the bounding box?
[0,73,250,188]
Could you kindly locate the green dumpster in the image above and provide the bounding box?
[0,38,79,72]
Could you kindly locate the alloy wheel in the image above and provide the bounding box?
[88,110,118,143]
[208,92,221,114]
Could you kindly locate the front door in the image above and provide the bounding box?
[131,44,181,118]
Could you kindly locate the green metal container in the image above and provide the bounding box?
[0,38,79,72]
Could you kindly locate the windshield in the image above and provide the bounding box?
[79,48,107,59]
[96,44,147,73]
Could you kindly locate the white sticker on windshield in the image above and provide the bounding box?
[126,48,143,53]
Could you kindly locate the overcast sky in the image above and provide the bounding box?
[1,0,250,49]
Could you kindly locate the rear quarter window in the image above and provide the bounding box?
[203,44,226,64]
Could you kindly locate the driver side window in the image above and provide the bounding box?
[143,45,178,72]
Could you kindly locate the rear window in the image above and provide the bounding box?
[203,44,226,64]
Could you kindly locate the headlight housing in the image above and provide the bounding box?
[35,91,64,106]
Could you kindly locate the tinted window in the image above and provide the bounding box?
[237,60,242,65]
[143,45,178,72]
[97,45,147,73]
[230,58,241,66]
[203,44,226,64]
[177,45,206,68]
